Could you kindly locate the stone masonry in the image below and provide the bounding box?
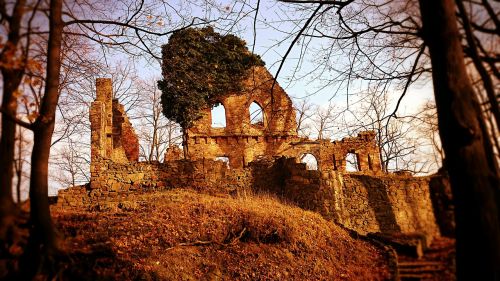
[90,78,139,165]
[58,68,441,244]
[187,66,382,172]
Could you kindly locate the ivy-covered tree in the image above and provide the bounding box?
[158,26,264,157]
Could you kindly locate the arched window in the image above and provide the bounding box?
[300,153,318,170]
[211,103,226,128]
[215,156,230,168]
[249,101,264,125]
[345,152,360,172]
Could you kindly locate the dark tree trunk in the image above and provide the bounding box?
[16,128,23,204]
[22,0,64,276]
[182,128,189,159]
[0,0,27,248]
[418,0,500,280]
[0,88,17,204]
[0,81,19,247]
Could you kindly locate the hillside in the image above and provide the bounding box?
[49,189,391,280]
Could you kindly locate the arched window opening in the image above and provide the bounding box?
[211,103,226,128]
[215,156,230,168]
[300,153,318,170]
[345,152,360,172]
[249,101,264,125]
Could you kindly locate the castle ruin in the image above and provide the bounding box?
[186,66,382,173]
[58,66,443,248]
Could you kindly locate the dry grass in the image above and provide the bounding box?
[52,189,391,280]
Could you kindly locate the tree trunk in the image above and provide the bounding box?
[182,128,189,159]
[0,85,18,246]
[22,0,64,276]
[418,0,500,280]
[0,0,27,249]
[16,128,23,204]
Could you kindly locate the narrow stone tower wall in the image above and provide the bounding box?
[90,78,139,167]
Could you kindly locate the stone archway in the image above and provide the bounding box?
[300,153,319,170]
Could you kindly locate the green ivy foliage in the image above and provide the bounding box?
[158,26,264,129]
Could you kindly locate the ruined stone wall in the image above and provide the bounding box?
[329,131,383,172]
[90,78,139,165]
[58,159,253,208]
[248,157,337,219]
[62,76,439,245]
[188,66,297,137]
[285,131,383,173]
[337,174,440,240]
[187,66,299,168]
[186,66,382,171]
[58,154,440,244]
[188,132,382,173]
[243,157,439,241]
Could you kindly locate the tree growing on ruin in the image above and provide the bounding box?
[158,26,264,157]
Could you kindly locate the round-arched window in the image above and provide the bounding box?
[300,153,318,170]
[249,101,264,125]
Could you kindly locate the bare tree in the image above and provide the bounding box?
[275,0,500,278]
[416,101,443,171]
[294,98,314,137]
[0,0,234,276]
[0,0,35,246]
[339,90,434,173]
[135,77,181,162]
[51,139,90,187]
[311,102,339,140]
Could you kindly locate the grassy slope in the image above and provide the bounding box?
[53,190,391,280]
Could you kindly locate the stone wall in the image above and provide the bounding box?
[188,66,297,138]
[187,132,382,173]
[90,78,139,165]
[60,75,441,246]
[58,159,252,208]
[59,156,440,243]
[245,157,439,241]
[337,174,440,240]
[186,67,382,172]
[90,73,382,174]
